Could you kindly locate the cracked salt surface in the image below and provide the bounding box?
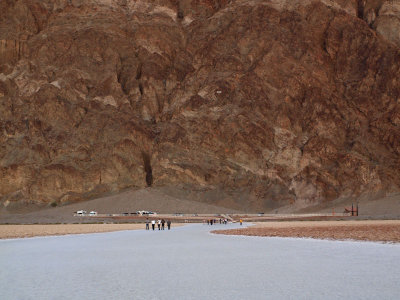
[1,223,399,300]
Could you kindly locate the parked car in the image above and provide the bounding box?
[89,211,97,216]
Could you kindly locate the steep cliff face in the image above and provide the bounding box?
[357,0,400,47]
[0,0,399,211]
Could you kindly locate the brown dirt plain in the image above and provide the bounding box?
[0,223,143,239]
[0,223,184,239]
[1,188,399,241]
[0,187,244,224]
[214,220,400,243]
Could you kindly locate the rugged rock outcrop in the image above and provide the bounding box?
[0,0,399,211]
[357,0,400,47]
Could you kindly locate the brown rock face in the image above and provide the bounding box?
[358,0,400,47]
[0,0,399,211]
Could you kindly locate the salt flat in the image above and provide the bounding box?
[0,223,399,300]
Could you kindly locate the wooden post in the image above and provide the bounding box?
[351,203,354,216]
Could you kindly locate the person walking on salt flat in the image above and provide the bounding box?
[167,220,171,230]
[145,218,149,230]
[161,219,165,230]
[157,219,161,230]
[151,219,156,230]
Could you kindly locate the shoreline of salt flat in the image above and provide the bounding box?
[213,220,400,243]
[0,223,183,239]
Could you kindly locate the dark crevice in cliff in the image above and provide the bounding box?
[357,0,365,20]
[321,16,335,55]
[136,63,142,80]
[117,68,121,84]
[142,152,153,186]
[136,62,144,95]
[138,82,144,95]
[177,1,184,19]
[28,8,44,34]
[322,39,328,54]
[117,68,129,95]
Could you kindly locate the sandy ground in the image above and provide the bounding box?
[214,220,400,243]
[0,187,245,224]
[1,189,399,224]
[0,223,180,239]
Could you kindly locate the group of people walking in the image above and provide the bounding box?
[205,218,228,225]
[145,218,171,230]
[204,218,243,225]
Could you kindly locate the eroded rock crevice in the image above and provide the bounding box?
[357,0,366,19]
[177,0,184,19]
[136,63,142,80]
[138,82,144,95]
[142,152,153,187]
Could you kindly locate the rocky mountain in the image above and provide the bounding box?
[0,0,399,211]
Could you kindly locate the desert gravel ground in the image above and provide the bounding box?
[0,224,148,239]
[214,220,400,243]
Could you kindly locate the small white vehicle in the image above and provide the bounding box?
[89,211,97,216]
[76,210,87,216]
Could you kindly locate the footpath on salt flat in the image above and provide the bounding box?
[1,223,400,300]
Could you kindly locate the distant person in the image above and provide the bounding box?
[210,219,213,225]
[151,219,156,230]
[167,220,171,230]
[240,219,243,225]
[145,218,150,230]
[219,219,222,224]
[161,219,165,230]
[157,219,161,230]
[207,220,209,225]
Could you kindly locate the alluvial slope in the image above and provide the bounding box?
[0,0,399,211]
